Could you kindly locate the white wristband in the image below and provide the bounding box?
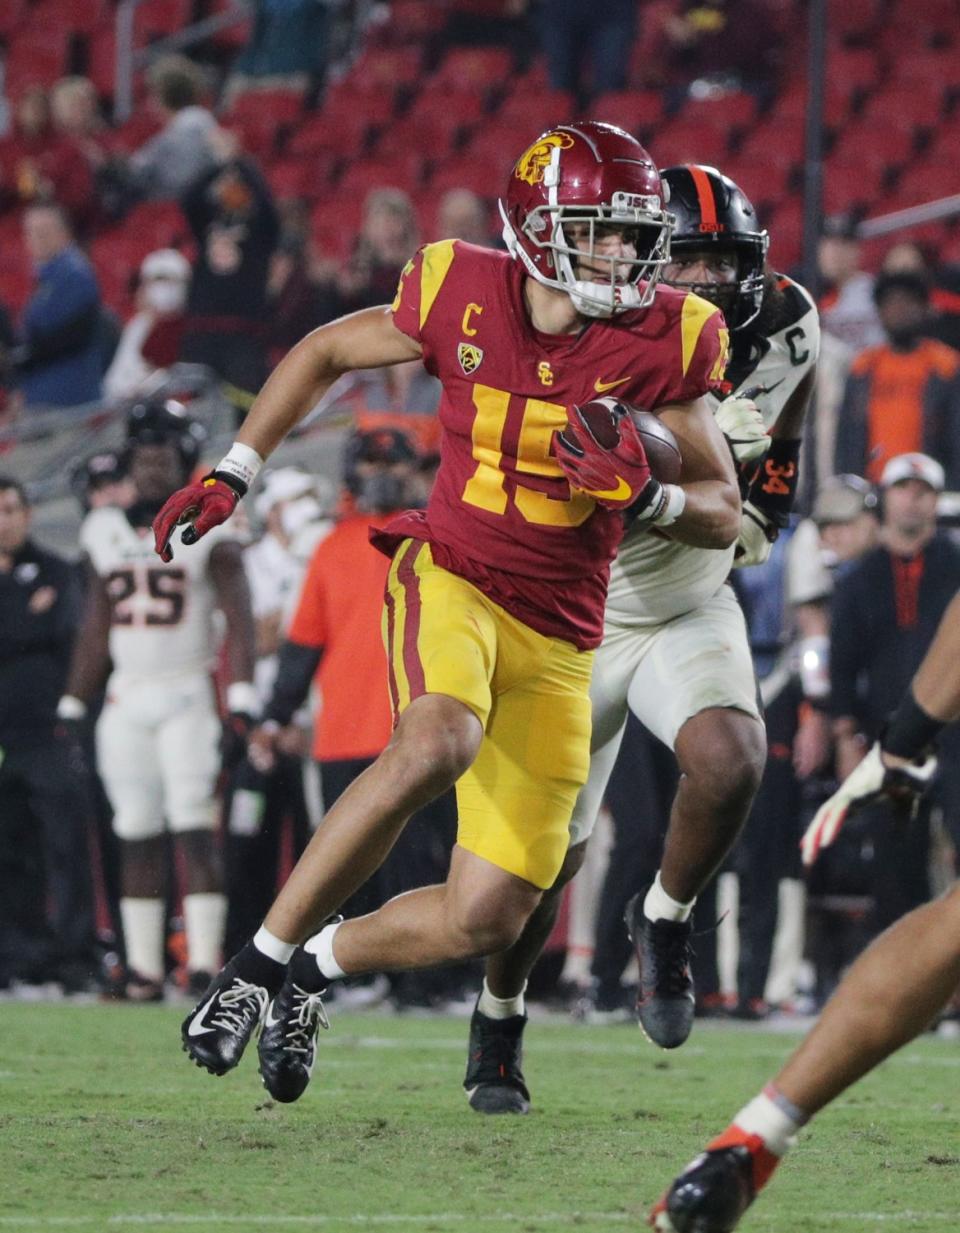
[652,484,686,527]
[57,695,87,721]
[226,680,260,717]
[216,442,263,493]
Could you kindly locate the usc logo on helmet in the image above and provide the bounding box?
[515,131,574,186]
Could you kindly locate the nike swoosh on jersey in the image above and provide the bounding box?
[582,476,632,501]
[187,993,220,1036]
[594,376,631,393]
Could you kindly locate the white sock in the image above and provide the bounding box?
[733,1086,806,1156]
[183,892,227,974]
[253,925,296,965]
[304,921,346,980]
[644,871,695,923]
[120,897,166,982]
[477,978,526,1020]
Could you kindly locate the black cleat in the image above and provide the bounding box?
[181,954,271,1075]
[625,893,695,1049]
[258,951,330,1104]
[463,1001,531,1114]
[650,1145,758,1233]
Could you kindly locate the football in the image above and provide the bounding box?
[575,399,682,483]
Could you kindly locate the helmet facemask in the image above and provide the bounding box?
[665,234,770,330]
[502,191,673,319]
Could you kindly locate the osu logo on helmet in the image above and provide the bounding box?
[515,131,575,186]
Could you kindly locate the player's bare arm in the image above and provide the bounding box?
[234,306,422,461]
[657,397,740,549]
[60,561,111,709]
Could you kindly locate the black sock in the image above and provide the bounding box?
[289,947,329,994]
[235,940,288,996]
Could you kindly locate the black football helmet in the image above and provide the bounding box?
[343,425,419,495]
[125,398,206,473]
[660,164,769,331]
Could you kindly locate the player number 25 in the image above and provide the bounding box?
[462,383,595,527]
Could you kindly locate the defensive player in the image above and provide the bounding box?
[464,165,819,1114]
[58,400,257,999]
[155,122,739,1101]
[650,590,956,1233]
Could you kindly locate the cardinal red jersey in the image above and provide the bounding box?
[377,240,727,648]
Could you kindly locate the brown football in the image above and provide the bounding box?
[627,408,682,484]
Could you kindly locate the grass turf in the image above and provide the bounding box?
[1,1003,958,1231]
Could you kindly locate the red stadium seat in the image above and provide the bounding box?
[27,0,107,35]
[338,150,426,198]
[651,118,732,169]
[765,202,804,272]
[826,0,882,40]
[427,156,499,202]
[344,46,424,92]
[134,0,195,41]
[771,79,853,129]
[0,0,26,36]
[266,156,335,203]
[859,85,947,131]
[433,47,515,91]
[4,27,70,94]
[676,92,758,131]
[493,88,577,134]
[822,161,886,215]
[223,88,306,128]
[736,117,805,172]
[886,159,960,212]
[121,201,188,251]
[388,110,474,161]
[715,160,792,214]
[377,0,450,43]
[829,121,917,172]
[87,26,119,99]
[590,90,666,137]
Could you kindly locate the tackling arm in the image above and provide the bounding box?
[655,398,741,549]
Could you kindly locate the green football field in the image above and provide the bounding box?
[1,1003,957,1232]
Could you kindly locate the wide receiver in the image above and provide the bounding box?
[650,589,957,1233]
[155,121,739,1102]
[464,164,819,1114]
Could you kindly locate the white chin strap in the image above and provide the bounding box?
[568,279,646,318]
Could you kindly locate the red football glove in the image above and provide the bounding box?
[153,474,242,562]
[555,404,651,510]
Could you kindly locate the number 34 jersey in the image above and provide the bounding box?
[80,505,237,681]
[380,240,727,649]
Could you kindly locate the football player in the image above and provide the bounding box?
[463,165,818,1114]
[650,590,957,1233]
[155,121,740,1101]
[58,399,257,1000]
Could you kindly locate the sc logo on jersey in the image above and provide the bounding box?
[458,343,484,375]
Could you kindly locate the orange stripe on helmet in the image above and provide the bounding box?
[689,166,721,233]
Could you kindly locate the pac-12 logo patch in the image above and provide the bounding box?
[458,342,484,375]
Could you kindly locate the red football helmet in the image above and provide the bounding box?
[500,120,673,318]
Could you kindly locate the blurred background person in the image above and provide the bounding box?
[104,249,191,402]
[0,476,99,994]
[817,214,884,354]
[834,271,960,487]
[13,203,103,410]
[178,128,280,415]
[433,188,498,248]
[57,400,257,1001]
[0,85,93,230]
[323,188,419,318]
[128,56,217,201]
[537,0,636,102]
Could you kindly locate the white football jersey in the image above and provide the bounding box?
[81,507,239,681]
[605,275,820,626]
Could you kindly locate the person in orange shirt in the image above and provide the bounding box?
[247,420,460,1009]
[834,271,960,487]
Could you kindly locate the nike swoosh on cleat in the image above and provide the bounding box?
[582,475,632,501]
[594,376,631,393]
[187,993,219,1036]
[264,1003,283,1029]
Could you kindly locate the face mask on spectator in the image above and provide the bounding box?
[144,280,187,314]
[280,495,325,540]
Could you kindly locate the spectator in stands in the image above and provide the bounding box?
[817,214,884,354]
[329,188,419,318]
[50,76,108,172]
[828,452,960,936]
[655,0,782,101]
[227,0,336,102]
[537,0,637,101]
[128,56,217,201]
[833,271,960,487]
[0,301,17,427]
[881,240,960,355]
[266,230,324,361]
[0,476,99,993]
[434,188,497,248]
[0,86,94,230]
[14,203,103,410]
[178,127,280,414]
[104,248,191,402]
